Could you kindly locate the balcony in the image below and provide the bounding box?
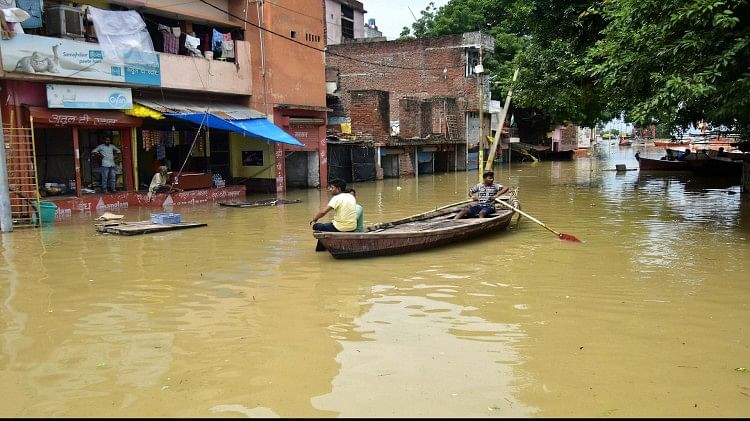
[158,42,250,94]
[0,1,250,95]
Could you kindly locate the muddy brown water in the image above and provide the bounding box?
[1,144,749,417]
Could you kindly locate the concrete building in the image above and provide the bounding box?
[324,0,366,45]
[364,18,383,39]
[246,0,328,193]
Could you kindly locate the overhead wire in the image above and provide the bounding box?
[197,0,465,72]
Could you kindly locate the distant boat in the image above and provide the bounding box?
[654,139,691,147]
[510,143,573,161]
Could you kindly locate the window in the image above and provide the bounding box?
[291,30,296,38]
[341,4,354,19]
[341,19,354,40]
[466,48,480,77]
[341,4,354,40]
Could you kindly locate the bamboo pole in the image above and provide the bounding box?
[485,68,519,171]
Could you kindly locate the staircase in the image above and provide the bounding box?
[3,123,40,227]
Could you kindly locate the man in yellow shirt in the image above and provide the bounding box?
[310,178,357,232]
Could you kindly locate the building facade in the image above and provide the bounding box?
[0,0,327,225]
[326,31,496,176]
[324,0,366,45]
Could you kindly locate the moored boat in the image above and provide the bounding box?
[313,196,518,259]
[691,156,744,177]
[653,139,691,147]
[637,156,691,171]
[637,149,744,176]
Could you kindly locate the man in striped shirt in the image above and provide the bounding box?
[454,170,509,219]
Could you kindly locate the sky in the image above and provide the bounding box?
[362,0,451,40]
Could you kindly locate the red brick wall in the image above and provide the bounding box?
[399,150,415,176]
[350,90,390,145]
[560,125,578,150]
[327,35,479,137]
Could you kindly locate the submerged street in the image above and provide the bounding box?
[1,143,749,417]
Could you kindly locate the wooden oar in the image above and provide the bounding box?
[394,198,473,221]
[434,198,473,212]
[495,198,582,243]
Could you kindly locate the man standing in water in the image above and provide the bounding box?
[310,179,357,232]
[454,170,509,219]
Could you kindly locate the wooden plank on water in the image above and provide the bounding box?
[95,221,207,236]
[219,199,301,208]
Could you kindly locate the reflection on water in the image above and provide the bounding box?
[1,143,749,417]
[312,273,533,417]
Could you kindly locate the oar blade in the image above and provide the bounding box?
[558,233,582,243]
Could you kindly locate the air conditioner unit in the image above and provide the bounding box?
[45,4,84,39]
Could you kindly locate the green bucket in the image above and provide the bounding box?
[39,201,57,225]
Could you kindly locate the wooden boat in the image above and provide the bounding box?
[637,156,691,171]
[535,148,575,161]
[511,143,574,161]
[654,139,691,147]
[313,199,517,259]
[691,156,744,177]
[638,151,743,176]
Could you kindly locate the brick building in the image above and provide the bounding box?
[326,31,496,177]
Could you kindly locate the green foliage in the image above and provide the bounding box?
[403,0,750,137]
[588,0,750,135]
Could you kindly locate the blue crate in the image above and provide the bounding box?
[151,212,182,225]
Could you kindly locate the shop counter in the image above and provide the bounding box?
[169,172,212,190]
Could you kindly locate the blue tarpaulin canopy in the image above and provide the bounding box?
[166,113,303,147]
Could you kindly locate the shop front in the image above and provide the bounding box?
[134,98,305,195]
[274,106,329,192]
[28,106,141,196]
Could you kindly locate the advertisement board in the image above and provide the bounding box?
[0,34,160,86]
[47,84,133,109]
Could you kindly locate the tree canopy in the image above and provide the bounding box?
[400,0,750,136]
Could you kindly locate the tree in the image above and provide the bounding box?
[587,0,750,136]
[404,0,750,138]
[401,0,611,126]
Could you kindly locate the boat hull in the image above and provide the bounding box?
[638,157,690,171]
[313,205,515,259]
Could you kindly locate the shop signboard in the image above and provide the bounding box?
[47,84,133,109]
[0,34,160,86]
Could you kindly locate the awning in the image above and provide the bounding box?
[167,113,304,147]
[134,98,265,120]
[133,99,303,146]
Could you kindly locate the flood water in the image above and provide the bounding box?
[1,143,749,417]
